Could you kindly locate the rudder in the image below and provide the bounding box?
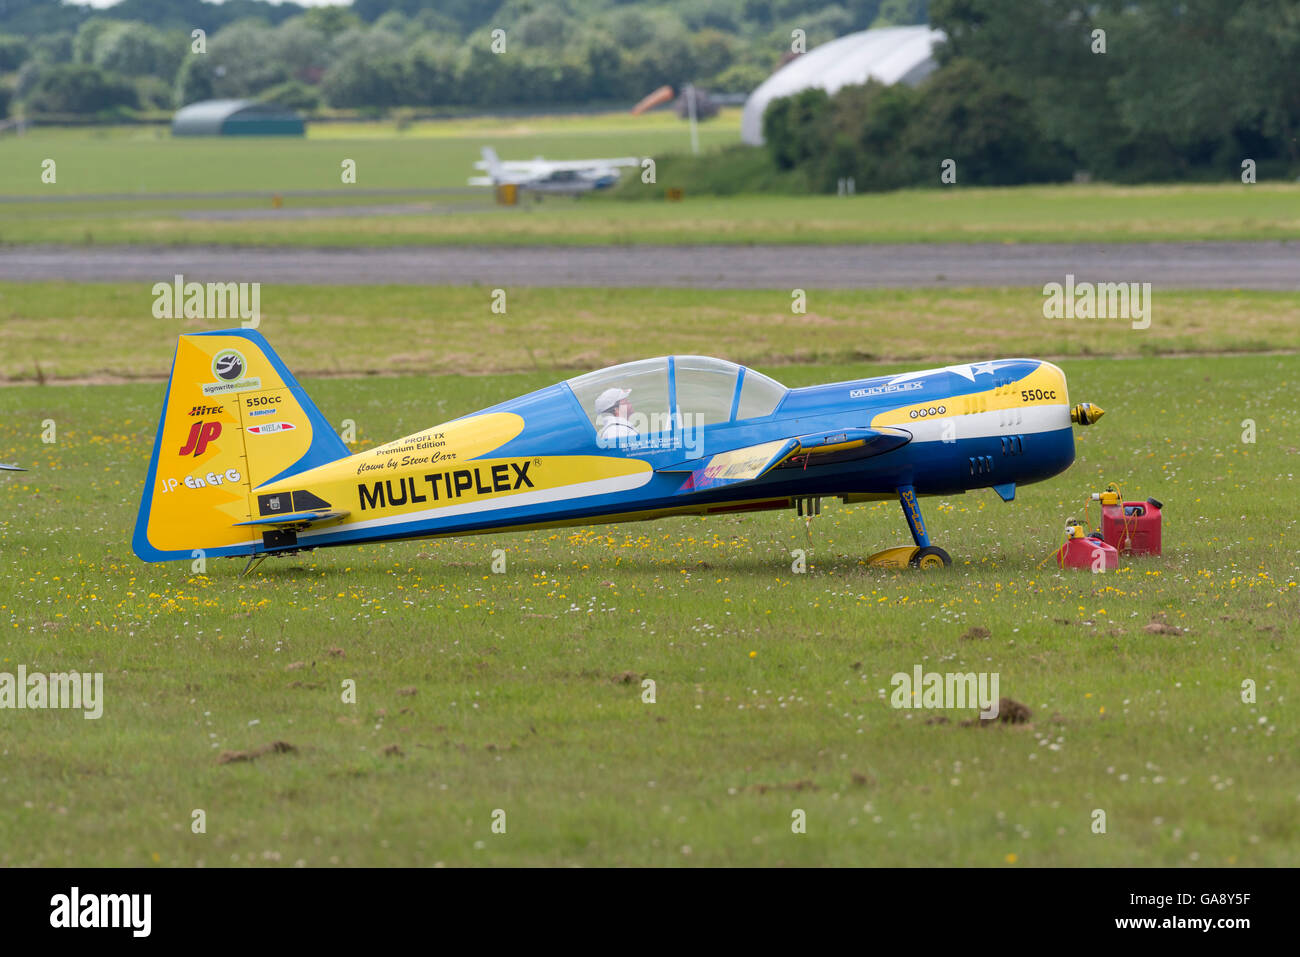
[133,329,349,562]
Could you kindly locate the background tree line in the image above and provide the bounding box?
[623,0,1299,194]
[4,0,1291,192]
[0,0,926,119]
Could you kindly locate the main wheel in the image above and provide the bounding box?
[909,545,952,570]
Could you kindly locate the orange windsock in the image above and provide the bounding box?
[632,85,675,115]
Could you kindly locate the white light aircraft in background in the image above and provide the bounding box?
[468,146,641,195]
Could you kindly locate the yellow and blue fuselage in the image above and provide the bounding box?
[133,331,1088,563]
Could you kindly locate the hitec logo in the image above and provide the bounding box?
[179,421,221,457]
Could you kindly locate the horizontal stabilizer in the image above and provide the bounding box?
[234,510,349,531]
[1,463,26,471]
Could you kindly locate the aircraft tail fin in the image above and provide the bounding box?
[132,329,350,563]
[481,146,503,177]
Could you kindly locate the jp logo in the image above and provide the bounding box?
[180,421,221,457]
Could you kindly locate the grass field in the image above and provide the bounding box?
[4,185,1297,247]
[1,337,1296,865]
[4,283,1299,385]
[2,118,1297,245]
[0,116,734,197]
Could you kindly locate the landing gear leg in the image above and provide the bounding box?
[898,484,930,548]
[866,484,952,569]
[898,484,951,569]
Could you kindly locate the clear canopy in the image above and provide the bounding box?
[566,356,786,436]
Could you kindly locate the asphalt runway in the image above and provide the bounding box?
[0,187,482,203]
[179,202,501,220]
[1,242,1294,289]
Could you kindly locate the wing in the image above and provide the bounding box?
[485,158,640,173]
[777,426,912,468]
[669,438,799,493]
[664,427,911,495]
[537,157,641,170]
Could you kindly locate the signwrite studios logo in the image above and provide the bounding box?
[200,348,261,397]
[1042,273,1152,330]
[0,666,103,719]
[891,665,1000,720]
[152,273,260,327]
[50,888,150,938]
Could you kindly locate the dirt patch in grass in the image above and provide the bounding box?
[748,779,819,794]
[217,741,297,765]
[926,697,1033,727]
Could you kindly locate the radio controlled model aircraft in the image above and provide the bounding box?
[133,330,1103,573]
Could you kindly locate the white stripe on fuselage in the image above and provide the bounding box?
[897,403,1070,443]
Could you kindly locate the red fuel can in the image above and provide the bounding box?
[1101,498,1163,556]
[1055,535,1119,571]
